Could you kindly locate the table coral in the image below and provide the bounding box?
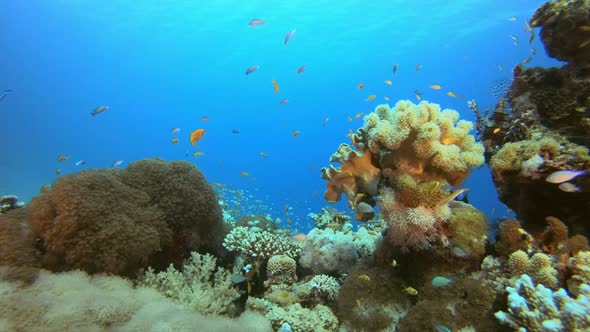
[495,274,590,331]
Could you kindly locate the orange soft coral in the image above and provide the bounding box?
[321,144,381,217]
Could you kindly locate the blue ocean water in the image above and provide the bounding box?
[0,0,562,232]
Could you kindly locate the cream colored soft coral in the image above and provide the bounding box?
[362,101,484,186]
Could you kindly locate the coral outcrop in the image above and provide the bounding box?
[322,101,485,253]
[531,0,590,66]
[0,158,225,276]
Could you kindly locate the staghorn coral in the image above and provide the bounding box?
[495,274,590,331]
[138,252,240,316]
[531,0,590,66]
[223,226,303,260]
[0,159,224,276]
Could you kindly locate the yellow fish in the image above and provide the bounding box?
[272,79,279,94]
[358,83,365,89]
[447,91,457,97]
[193,151,204,158]
[384,79,393,85]
[292,130,300,137]
[57,155,69,162]
[260,152,268,158]
[357,274,371,281]
[579,26,590,31]
[440,188,470,205]
[493,128,501,134]
[430,84,442,90]
[355,112,364,119]
[240,171,249,177]
[171,137,179,144]
[391,259,398,268]
[355,298,361,306]
[579,40,590,48]
[367,94,376,101]
[402,287,418,295]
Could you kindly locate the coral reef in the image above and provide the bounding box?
[0,268,271,331]
[495,274,590,331]
[494,219,535,257]
[247,298,338,332]
[223,226,303,261]
[307,207,351,231]
[322,100,485,253]
[447,201,489,260]
[265,254,298,288]
[531,0,590,66]
[472,0,590,235]
[138,252,241,316]
[0,195,24,214]
[0,158,224,276]
[299,225,381,275]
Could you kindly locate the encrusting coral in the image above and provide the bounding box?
[138,252,241,316]
[0,158,225,276]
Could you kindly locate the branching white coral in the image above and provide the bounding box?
[495,274,590,331]
[223,226,302,260]
[139,252,240,316]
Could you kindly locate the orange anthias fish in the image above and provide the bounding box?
[297,65,305,74]
[248,18,265,26]
[358,83,365,89]
[447,91,457,97]
[57,155,69,162]
[415,90,423,101]
[430,84,442,90]
[367,94,376,101]
[190,128,206,146]
[355,112,364,119]
[292,130,300,137]
[200,116,210,121]
[272,79,279,94]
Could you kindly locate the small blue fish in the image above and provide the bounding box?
[431,276,454,287]
[284,29,296,45]
[90,106,109,116]
[112,160,124,167]
[0,89,12,102]
[434,324,451,332]
[245,65,259,75]
[75,160,86,167]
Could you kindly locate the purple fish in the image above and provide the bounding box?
[284,29,296,45]
[245,65,259,75]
